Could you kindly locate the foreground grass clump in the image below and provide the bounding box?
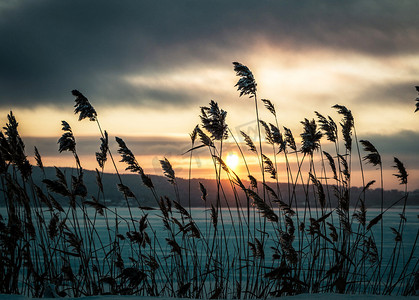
[0,62,417,298]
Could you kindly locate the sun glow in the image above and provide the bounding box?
[225,153,239,171]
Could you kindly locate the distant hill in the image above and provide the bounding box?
[1,166,417,208]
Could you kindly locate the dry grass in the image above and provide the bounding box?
[0,63,417,298]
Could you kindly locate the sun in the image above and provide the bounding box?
[225,153,239,171]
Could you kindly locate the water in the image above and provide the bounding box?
[48,206,418,278]
[0,205,417,296]
[86,206,419,257]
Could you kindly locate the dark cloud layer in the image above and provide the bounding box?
[354,82,418,106]
[23,135,191,158]
[22,129,419,169]
[360,130,419,154]
[1,0,419,108]
[358,130,419,169]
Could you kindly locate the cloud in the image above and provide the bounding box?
[21,129,419,170]
[22,135,192,158]
[1,0,419,109]
[358,130,419,169]
[353,81,418,106]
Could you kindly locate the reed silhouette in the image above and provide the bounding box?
[0,63,417,298]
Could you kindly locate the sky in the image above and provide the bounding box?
[0,0,419,190]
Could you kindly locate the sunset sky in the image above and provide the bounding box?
[0,0,418,190]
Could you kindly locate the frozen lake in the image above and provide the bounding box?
[0,205,417,297]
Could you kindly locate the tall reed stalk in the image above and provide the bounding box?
[0,64,417,298]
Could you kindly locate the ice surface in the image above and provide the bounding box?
[0,294,418,300]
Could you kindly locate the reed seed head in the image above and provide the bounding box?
[96,131,108,168]
[2,112,32,179]
[315,111,337,143]
[200,100,228,141]
[241,131,257,153]
[58,121,76,153]
[72,89,97,121]
[160,157,176,185]
[195,126,214,148]
[260,120,274,145]
[247,189,279,222]
[283,126,296,151]
[323,151,337,180]
[262,154,276,179]
[300,118,322,155]
[115,137,142,173]
[360,140,381,167]
[248,175,257,190]
[190,125,199,144]
[199,182,207,202]
[393,157,408,185]
[332,104,353,152]
[34,147,44,171]
[261,99,276,116]
[233,62,257,98]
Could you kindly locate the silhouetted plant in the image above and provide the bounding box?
[0,63,416,299]
[72,89,97,121]
[393,157,408,185]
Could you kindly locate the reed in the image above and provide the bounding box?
[0,62,417,298]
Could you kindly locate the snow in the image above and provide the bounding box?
[0,294,418,300]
